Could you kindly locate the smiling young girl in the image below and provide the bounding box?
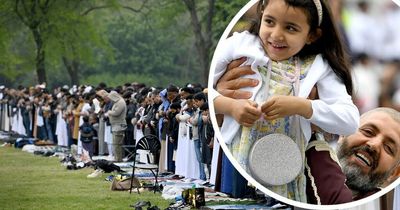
[212,0,359,201]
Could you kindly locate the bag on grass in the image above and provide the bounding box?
[14,138,35,148]
[181,187,205,208]
[111,177,140,191]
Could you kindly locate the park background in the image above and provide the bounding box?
[0,0,250,88]
[0,0,395,89]
[1,0,400,209]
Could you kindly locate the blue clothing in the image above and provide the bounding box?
[194,138,206,180]
[220,153,248,198]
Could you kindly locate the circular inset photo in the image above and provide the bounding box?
[208,0,400,209]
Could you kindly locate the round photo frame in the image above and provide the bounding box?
[207,0,400,209]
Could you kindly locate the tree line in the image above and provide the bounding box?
[0,0,249,88]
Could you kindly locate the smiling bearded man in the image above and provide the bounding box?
[337,142,397,193]
[305,107,400,204]
[337,107,400,198]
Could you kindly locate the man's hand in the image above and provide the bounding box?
[201,115,209,123]
[216,57,258,99]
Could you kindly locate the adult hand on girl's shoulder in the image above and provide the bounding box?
[261,95,312,120]
[216,57,258,99]
[231,99,262,127]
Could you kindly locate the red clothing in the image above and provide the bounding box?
[305,142,353,204]
[305,140,380,204]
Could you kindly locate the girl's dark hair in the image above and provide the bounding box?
[249,0,353,95]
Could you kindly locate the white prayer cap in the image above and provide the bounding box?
[83,86,93,94]
[96,90,109,98]
[38,83,46,89]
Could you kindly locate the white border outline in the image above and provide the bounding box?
[207,0,400,209]
[393,0,400,7]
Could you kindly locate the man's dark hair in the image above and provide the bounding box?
[140,87,151,96]
[170,102,181,110]
[193,92,206,102]
[98,82,107,89]
[83,116,90,123]
[181,87,195,94]
[185,95,194,100]
[122,91,133,99]
[200,103,209,111]
[167,85,179,93]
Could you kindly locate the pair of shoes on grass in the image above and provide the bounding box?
[147,205,160,210]
[130,200,153,210]
[105,175,114,181]
[87,169,104,178]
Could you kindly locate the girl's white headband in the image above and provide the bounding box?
[261,0,323,26]
[313,0,323,26]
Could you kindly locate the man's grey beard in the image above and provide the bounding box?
[339,157,389,193]
[337,139,392,193]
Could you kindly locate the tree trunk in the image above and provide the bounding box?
[62,56,80,86]
[71,60,80,86]
[204,0,215,83]
[32,28,47,84]
[183,0,212,85]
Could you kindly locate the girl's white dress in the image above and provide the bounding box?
[211,31,359,201]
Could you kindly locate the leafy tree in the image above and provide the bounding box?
[0,0,250,88]
[46,1,116,86]
[11,0,116,86]
[0,1,35,86]
[81,0,203,87]
[13,0,55,84]
[180,0,249,84]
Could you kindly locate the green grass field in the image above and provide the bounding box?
[0,146,171,210]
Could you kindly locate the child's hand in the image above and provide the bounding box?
[261,95,312,120]
[231,100,262,127]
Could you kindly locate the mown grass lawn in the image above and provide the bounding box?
[0,146,171,210]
